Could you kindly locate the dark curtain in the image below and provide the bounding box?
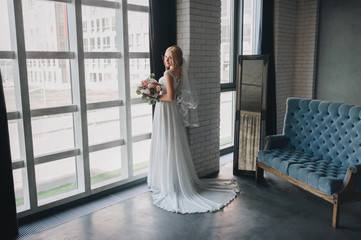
[261,0,277,135]
[0,70,18,237]
[149,0,177,80]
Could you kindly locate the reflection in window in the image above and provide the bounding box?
[8,120,21,161]
[0,60,16,111]
[27,59,72,109]
[220,92,235,148]
[84,59,119,103]
[111,16,116,31]
[129,34,134,47]
[82,6,117,52]
[22,0,69,51]
[129,58,150,99]
[131,103,152,136]
[35,157,78,205]
[133,139,151,176]
[31,113,75,156]
[128,11,149,52]
[90,147,122,188]
[0,0,11,51]
[220,0,231,83]
[87,108,121,145]
[128,0,149,6]
[13,169,27,211]
[243,0,262,55]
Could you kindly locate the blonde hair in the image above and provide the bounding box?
[166,45,183,67]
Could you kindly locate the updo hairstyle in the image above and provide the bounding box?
[166,45,183,67]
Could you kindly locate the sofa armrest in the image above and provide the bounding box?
[348,164,361,193]
[349,163,361,174]
[265,135,291,150]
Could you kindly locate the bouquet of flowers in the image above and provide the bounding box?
[136,73,163,105]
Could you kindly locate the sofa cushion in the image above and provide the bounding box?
[258,149,320,175]
[258,148,348,194]
[288,160,347,194]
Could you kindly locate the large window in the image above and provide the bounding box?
[0,0,151,217]
[220,0,262,154]
[220,0,236,153]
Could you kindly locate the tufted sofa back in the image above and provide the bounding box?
[283,98,361,168]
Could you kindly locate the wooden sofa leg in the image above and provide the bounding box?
[332,196,340,228]
[255,163,264,183]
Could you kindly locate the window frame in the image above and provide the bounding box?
[220,0,262,155]
[220,0,242,155]
[1,0,151,218]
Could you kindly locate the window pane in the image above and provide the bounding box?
[90,147,122,187]
[128,0,149,6]
[32,113,75,156]
[131,103,152,136]
[87,107,120,145]
[220,92,234,148]
[13,168,28,212]
[82,6,117,52]
[243,0,253,54]
[8,120,21,161]
[85,59,119,103]
[129,58,150,99]
[243,0,262,55]
[36,157,77,205]
[128,11,149,52]
[0,59,16,111]
[220,0,231,83]
[133,139,150,176]
[22,1,69,51]
[0,0,11,51]
[27,59,72,109]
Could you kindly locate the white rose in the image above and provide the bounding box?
[154,93,158,98]
[156,85,162,92]
[145,89,151,94]
[148,83,154,88]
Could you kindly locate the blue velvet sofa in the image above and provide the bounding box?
[256,98,361,228]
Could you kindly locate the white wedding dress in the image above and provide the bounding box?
[147,70,239,214]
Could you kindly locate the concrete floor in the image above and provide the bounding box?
[19,162,361,240]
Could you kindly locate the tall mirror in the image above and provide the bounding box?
[233,55,268,175]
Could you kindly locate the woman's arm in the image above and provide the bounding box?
[159,73,175,101]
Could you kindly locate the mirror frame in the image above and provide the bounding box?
[233,54,269,176]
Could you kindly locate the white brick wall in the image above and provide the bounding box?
[274,0,319,133]
[177,0,221,177]
[292,0,319,99]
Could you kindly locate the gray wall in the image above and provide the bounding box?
[274,0,319,133]
[316,0,361,105]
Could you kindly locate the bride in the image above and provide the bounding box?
[148,45,239,214]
